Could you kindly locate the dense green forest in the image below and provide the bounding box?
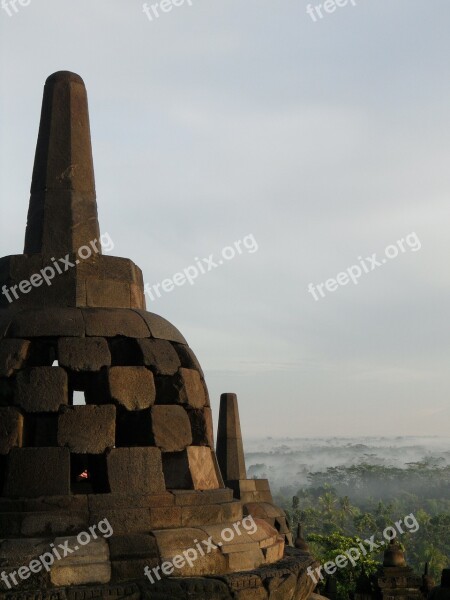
[276,460,450,600]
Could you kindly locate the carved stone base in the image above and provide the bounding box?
[0,549,318,600]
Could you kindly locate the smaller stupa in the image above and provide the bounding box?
[428,569,450,600]
[377,541,422,600]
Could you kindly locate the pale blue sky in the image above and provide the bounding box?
[1,0,450,437]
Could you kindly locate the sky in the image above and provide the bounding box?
[1,0,450,438]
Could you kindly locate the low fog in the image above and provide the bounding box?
[245,436,450,494]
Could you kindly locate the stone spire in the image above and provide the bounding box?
[0,71,145,311]
[216,392,247,481]
[24,71,100,258]
[421,563,436,597]
[294,523,309,551]
[215,393,292,546]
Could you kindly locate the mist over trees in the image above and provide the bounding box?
[248,437,450,600]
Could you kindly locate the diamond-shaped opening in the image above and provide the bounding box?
[0,379,14,407]
[187,409,209,446]
[23,413,58,446]
[274,517,286,533]
[71,454,109,494]
[0,455,6,495]
[109,337,142,366]
[67,370,109,406]
[162,451,194,489]
[154,375,179,405]
[27,340,57,367]
[116,408,153,447]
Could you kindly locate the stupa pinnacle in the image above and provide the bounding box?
[0,72,317,599]
[25,71,99,257]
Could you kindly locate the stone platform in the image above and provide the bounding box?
[0,548,318,600]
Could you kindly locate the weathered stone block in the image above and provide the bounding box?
[174,343,204,377]
[234,587,268,600]
[171,489,234,506]
[82,308,150,338]
[112,558,158,582]
[0,495,88,513]
[163,446,222,490]
[89,508,153,535]
[221,541,261,555]
[238,480,257,492]
[254,479,270,492]
[181,504,223,526]
[244,503,285,528]
[107,447,165,494]
[8,307,85,337]
[66,583,141,600]
[94,256,143,284]
[137,338,181,375]
[0,407,24,454]
[21,511,89,536]
[58,337,111,371]
[148,506,182,528]
[88,492,174,512]
[0,537,52,581]
[152,527,228,576]
[163,447,221,491]
[58,405,116,453]
[15,367,68,412]
[187,446,221,490]
[133,310,187,343]
[151,527,204,554]
[245,518,279,549]
[226,546,264,572]
[221,500,244,523]
[266,572,297,598]
[108,367,155,410]
[176,368,207,409]
[0,339,30,377]
[262,539,285,563]
[130,284,145,310]
[4,447,70,497]
[108,534,159,561]
[151,405,192,452]
[50,538,111,587]
[86,278,131,309]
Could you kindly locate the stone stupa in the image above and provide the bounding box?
[0,72,317,599]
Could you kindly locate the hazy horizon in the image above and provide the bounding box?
[242,435,450,493]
